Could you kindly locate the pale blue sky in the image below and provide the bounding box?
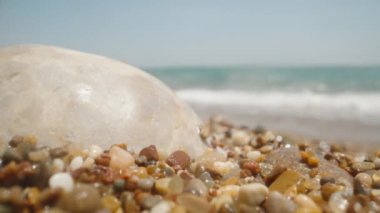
[0,0,379,67]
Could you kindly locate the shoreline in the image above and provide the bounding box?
[191,104,380,151]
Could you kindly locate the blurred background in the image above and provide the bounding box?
[1,0,380,145]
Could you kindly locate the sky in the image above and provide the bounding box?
[0,0,379,67]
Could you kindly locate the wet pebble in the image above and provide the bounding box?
[264,191,296,213]
[374,158,380,169]
[109,146,135,169]
[88,145,103,158]
[166,150,191,170]
[246,150,261,161]
[351,162,375,173]
[101,195,121,212]
[70,156,83,170]
[184,178,208,197]
[328,191,349,213]
[137,178,154,191]
[151,201,172,213]
[238,183,269,206]
[231,130,250,146]
[59,184,101,213]
[28,149,50,162]
[294,194,322,213]
[49,173,74,192]
[177,194,210,213]
[141,195,162,209]
[139,145,159,161]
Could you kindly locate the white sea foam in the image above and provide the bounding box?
[176,89,380,124]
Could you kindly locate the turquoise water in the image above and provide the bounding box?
[147,66,380,93]
[146,66,380,139]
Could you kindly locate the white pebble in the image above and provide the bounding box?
[70,156,84,170]
[49,172,74,192]
[231,130,250,146]
[151,201,172,213]
[239,183,269,206]
[88,145,103,158]
[247,151,261,161]
[52,158,65,173]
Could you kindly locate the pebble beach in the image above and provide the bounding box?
[1,117,380,213]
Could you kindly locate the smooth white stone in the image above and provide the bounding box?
[151,201,172,213]
[88,145,103,158]
[0,45,205,157]
[49,172,74,192]
[246,150,261,161]
[70,156,84,170]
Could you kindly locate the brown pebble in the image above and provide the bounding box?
[95,153,111,167]
[139,145,159,161]
[307,156,320,167]
[166,150,191,170]
[59,184,101,213]
[242,160,260,175]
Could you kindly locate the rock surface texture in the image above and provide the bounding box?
[0,45,205,157]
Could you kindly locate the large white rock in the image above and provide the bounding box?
[0,45,205,157]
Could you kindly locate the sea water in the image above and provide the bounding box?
[147,66,380,145]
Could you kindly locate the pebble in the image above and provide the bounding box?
[217,185,240,198]
[184,178,208,197]
[109,146,135,169]
[264,191,296,213]
[168,175,184,195]
[137,178,155,191]
[113,179,126,191]
[139,145,159,161]
[52,158,65,173]
[177,194,210,213]
[351,162,375,173]
[59,184,101,213]
[155,178,171,195]
[328,191,349,213]
[196,149,227,170]
[294,194,322,213]
[49,146,68,158]
[374,158,380,169]
[69,156,84,171]
[101,195,121,212]
[88,145,103,159]
[321,183,344,200]
[141,195,162,209]
[354,173,372,187]
[231,130,250,146]
[213,161,236,176]
[238,183,269,206]
[151,201,172,213]
[82,157,95,168]
[49,173,74,192]
[211,194,233,211]
[246,150,261,161]
[198,171,215,188]
[269,170,303,193]
[28,149,50,162]
[166,150,191,170]
[260,145,273,153]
